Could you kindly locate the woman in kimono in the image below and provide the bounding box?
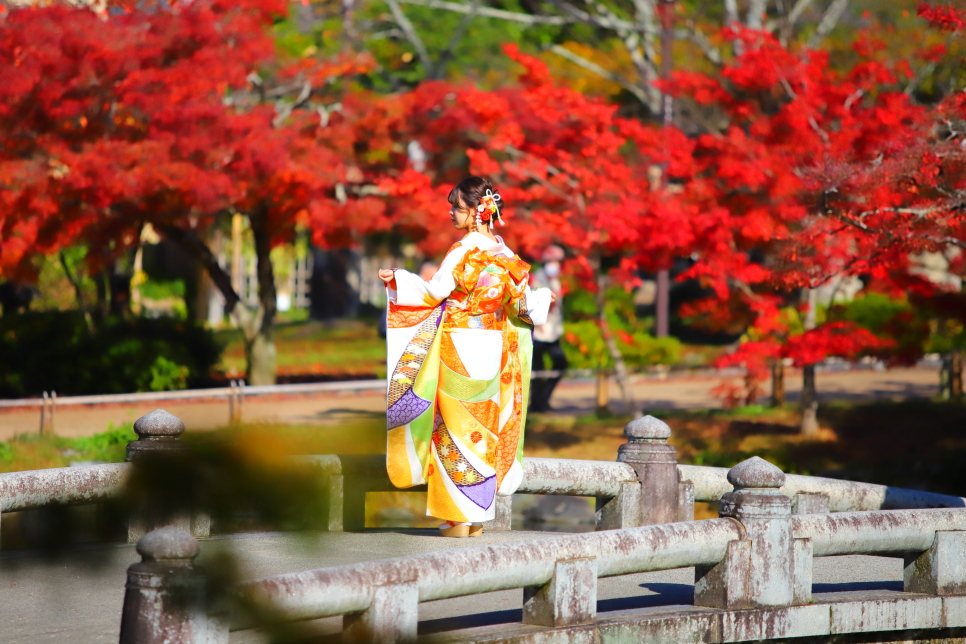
[379,177,554,537]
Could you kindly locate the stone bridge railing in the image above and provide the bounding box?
[5,408,966,642]
[1,410,964,547]
[119,458,966,644]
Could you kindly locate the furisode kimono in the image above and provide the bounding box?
[385,232,553,523]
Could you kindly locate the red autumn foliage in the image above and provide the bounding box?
[4,0,966,391]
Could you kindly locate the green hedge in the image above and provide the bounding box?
[557,287,681,370]
[0,312,222,398]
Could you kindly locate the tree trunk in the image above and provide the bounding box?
[59,251,95,330]
[157,213,277,385]
[952,351,963,403]
[596,369,609,415]
[801,364,819,436]
[108,258,133,318]
[800,288,819,436]
[245,206,277,386]
[594,257,633,414]
[95,269,110,321]
[940,353,952,400]
[771,360,785,407]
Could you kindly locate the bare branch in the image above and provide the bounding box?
[272,81,312,128]
[432,0,478,79]
[548,44,649,104]
[807,0,850,48]
[787,0,816,25]
[398,0,572,25]
[675,24,722,65]
[777,73,830,145]
[844,88,864,111]
[384,0,434,76]
[545,0,634,31]
[746,0,767,30]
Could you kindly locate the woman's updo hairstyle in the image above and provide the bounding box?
[448,176,505,229]
[447,176,498,208]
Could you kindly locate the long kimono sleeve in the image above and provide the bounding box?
[522,285,553,327]
[387,243,470,307]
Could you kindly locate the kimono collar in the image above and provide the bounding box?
[464,231,510,255]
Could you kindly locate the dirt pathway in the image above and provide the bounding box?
[0,367,940,440]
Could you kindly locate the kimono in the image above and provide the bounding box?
[385,232,553,522]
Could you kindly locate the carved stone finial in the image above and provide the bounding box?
[727,456,786,490]
[624,415,671,441]
[136,526,199,563]
[133,409,185,439]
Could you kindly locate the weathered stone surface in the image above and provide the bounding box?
[127,409,188,462]
[133,409,185,438]
[793,492,830,515]
[694,538,752,610]
[718,604,830,641]
[792,537,813,605]
[343,580,418,644]
[678,463,966,512]
[484,496,513,532]
[826,591,943,633]
[943,596,966,628]
[623,415,671,440]
[597,605,719,644]
[905,530,966,596]
[726,457,785,490]
[793,509,966,556]
[421,595,963,644]
[595,481,642,530]
[0,462,129,512]
[618,416,679,526]
[718,459,798,609]
[119,527,212,644]
[136,525,199,562]
[678,480,696,522]
[237,518,743,625]
[523,557,597,627]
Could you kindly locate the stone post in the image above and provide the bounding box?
[343,579,419,644]
[126,409,210,542]
[523,557,597,627]
[695,456,810,609]
[484,496,513,532]
[119,527,223,644]
[617,415,680,526]
[905,530,966,595]
[595,481,642,530]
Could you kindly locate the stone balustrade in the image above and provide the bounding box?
[2,410,965,548]
[118,454,966,643]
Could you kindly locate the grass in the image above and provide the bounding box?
[215,319,385,380]
[0,422,136,473]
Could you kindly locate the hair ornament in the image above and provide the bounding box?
[476,188,504,229]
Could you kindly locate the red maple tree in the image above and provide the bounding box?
[0,0,375,383]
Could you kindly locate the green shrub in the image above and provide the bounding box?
[557,285,680,371]
[143,356,190,391]
[560,319,681,370]
[72,422,137,462]
[0,312,222,397]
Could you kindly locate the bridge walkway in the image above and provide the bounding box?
[0,529,904,644]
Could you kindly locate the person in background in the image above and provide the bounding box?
[529,245,567,412]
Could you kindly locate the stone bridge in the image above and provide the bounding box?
[2,410,966,644]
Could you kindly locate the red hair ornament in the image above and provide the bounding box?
[474,189,504,229]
